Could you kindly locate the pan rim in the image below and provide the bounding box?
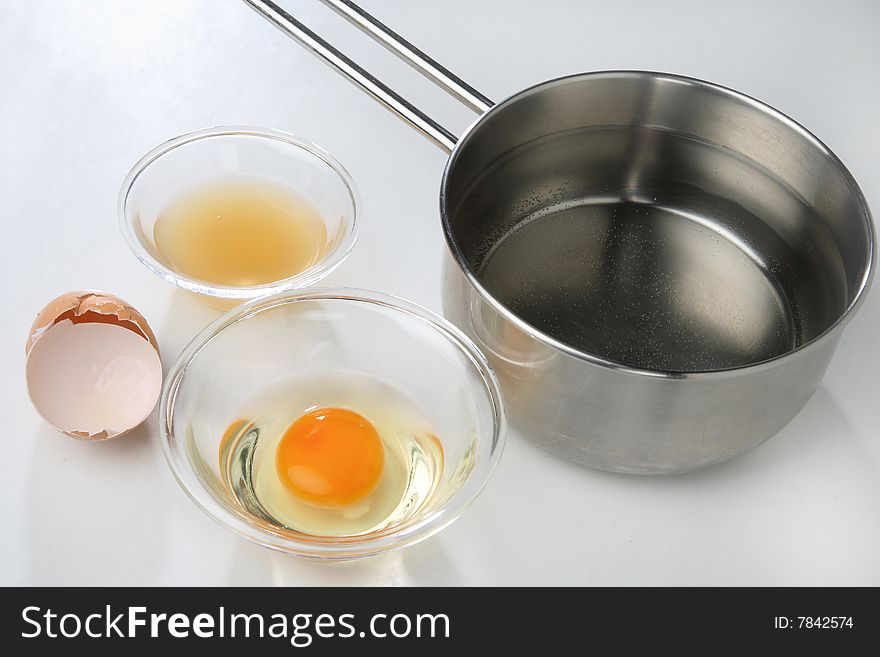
[439,69,876,379]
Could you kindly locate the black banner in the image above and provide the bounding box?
[0,587,873,653]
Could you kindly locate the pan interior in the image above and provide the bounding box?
[445,76,871,374]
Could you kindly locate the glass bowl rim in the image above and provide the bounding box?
[117,125,360,300]
[159,287,507,560]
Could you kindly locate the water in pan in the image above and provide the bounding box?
[478,199,798,372]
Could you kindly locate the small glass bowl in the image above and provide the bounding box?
[118,126,359,303]
[160,289,506,560]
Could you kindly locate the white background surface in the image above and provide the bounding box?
[1,0,878,586]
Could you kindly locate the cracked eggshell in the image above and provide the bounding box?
[25,290,163,440]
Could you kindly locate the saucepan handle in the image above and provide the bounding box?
[244,0,495,153]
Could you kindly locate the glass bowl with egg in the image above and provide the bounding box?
[118,126,358,307]
[160,289,506,560]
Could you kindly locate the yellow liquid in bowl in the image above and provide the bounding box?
[153,177,328,287]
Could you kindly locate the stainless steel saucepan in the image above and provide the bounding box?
[246,0,875,473]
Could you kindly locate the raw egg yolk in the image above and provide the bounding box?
[276,407,384,508]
